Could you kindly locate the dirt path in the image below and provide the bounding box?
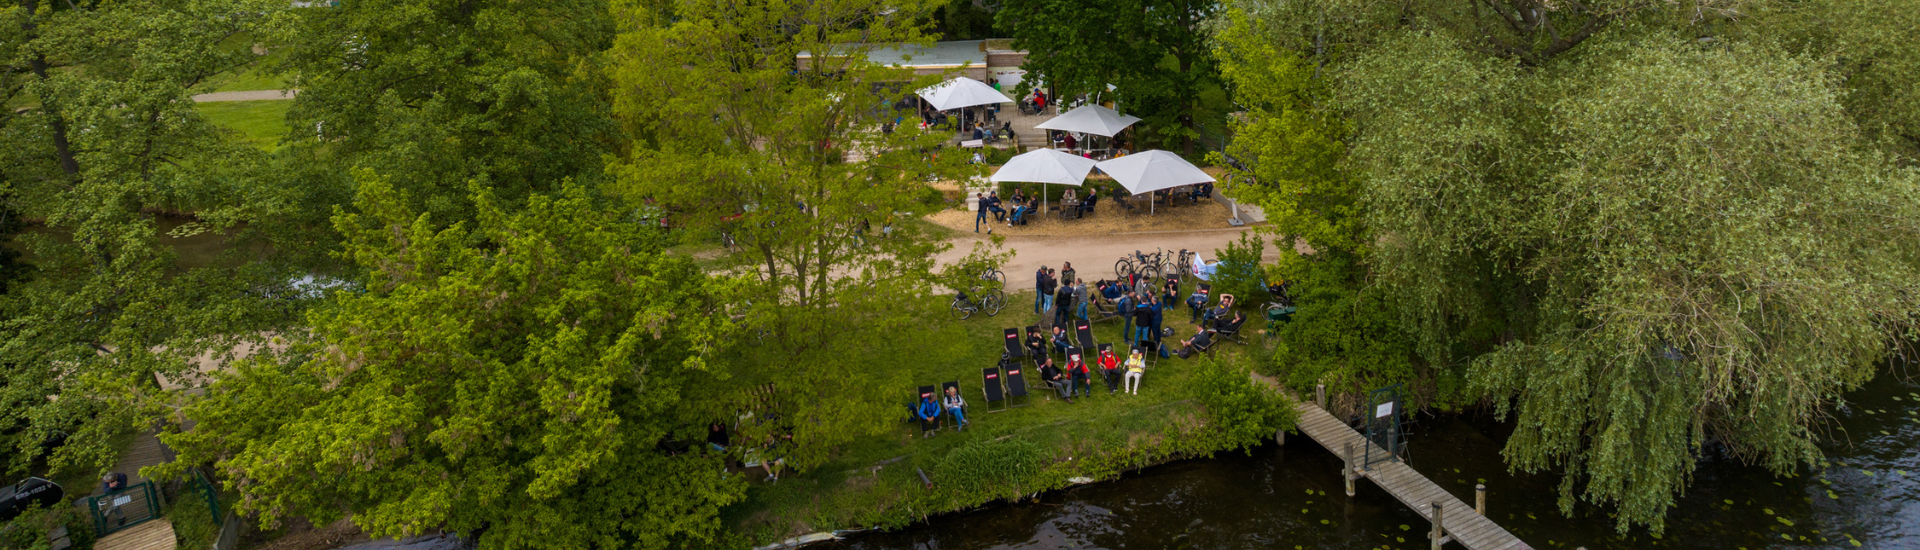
[191,89,298,102]
[934,227,1284,286]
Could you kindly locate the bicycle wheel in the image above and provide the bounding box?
[1159,259,1181,280]
[1114,259,1134,281]
[981,268,1006,291]
[983,290,1006,315]
[949,298,973,320]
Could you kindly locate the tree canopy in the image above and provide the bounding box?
[1219,0,1920,534]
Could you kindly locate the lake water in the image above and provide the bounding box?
[840,369,1919,549]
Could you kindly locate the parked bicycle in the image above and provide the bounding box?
[976,266,1005,292]
[950,287,1006,320]
[1114,247,1173,287]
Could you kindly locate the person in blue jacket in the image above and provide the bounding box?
[1150,294,1168,357]
[915,394,941,435]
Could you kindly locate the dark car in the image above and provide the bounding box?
[0,477,65,522]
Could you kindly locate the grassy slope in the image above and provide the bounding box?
[196,100,292,151]
[724,283,1272,544]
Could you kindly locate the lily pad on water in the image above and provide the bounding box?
[1320,519,1330,525]
[1828,490,1841,500]
[1399,525,1410,531]
[1724,499,1735,504]
[1898,470,1909,476]
[1862,470,1876,477]
[1764,508,1775,515]
[1778,517,1795,527]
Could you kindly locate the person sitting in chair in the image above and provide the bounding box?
[943,386,970,431]
[915,394,941,435]
[1178,325,1216,359]
[1206,294,1236,325]
[1187,287,1210,323]
[1039,357,1073,403]
[1097,348,1121,394]
[1051,325,1072,353]
[1067,353,1092,398]
[706,422,731,452]
[985,191,1006,221]
[1026,328,1047,359]
[1123,349,1147,395]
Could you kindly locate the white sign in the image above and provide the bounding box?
[112,495,132,507]
[1375,403,1394,418]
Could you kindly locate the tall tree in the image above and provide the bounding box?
[276,0,619,223]
[162,178,740,550]
[608,0,976,469]
[999,0,1222,151]
[0,0,302,479]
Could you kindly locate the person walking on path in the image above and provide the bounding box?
[974,193,989,233]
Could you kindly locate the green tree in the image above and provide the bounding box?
[275,0,619,223]
[0,0,304,480]
[608,0,976,470]
[161,177,741,550]
[998,0,1223,151]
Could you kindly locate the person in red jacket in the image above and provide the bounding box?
[1097,348,1122,395]
[1066,352,1092,398]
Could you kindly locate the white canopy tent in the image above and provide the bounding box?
[1094,150,1216,214]
[917,76,1015,111]
[989,148,1097,215]
[1034,104,1142,137]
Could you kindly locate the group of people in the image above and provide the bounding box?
[1023,334,1151,402]
[973,189,1056,231]
[913,385,971,435]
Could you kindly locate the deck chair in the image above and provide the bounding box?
[1075,320,1096,351]
[913,385,941,436]
[1178,330,1218,359]
[1002,327,1026,360]
[1216,315,1249,344]
[982,367,1008,412]
[1003,359,1033,408]
[1024,325,1045,360]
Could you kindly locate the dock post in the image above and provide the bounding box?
[1343,442,1356,497]
[1476,484,1486,515]
[1315,384,1327,410]
[1429,502,1444,550]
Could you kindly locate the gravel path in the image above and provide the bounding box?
[191,89,298,102]
[935,227,1285,287]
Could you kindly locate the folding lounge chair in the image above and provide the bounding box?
[1025,325,1045,360]
[914,385,941,436]
[1075,320,1096,351]
[1003,359,1033,408]
[1216,316,1249,345]
[983,367,1008,412]
[1182,330,1218,359]
[1002,327,1026,360]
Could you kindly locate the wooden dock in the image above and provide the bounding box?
[1256,374,1529,550]
[95,519,176,550]
[94,430,180,550]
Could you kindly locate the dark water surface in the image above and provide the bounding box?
[840,372,1920,550]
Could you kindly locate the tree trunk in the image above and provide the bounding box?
[20,0,80,177]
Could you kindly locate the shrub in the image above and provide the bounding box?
[1188,357,1298,453]
[1210,231,1270,308]
[932,437,1045,501]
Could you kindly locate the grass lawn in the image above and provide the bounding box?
[192,47,290,93]
[196,100,292,151]
[722,281,1276,544]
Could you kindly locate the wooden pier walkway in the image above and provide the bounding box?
[1254,374,1529,550]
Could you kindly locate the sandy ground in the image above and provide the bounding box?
[934,227,1284,288]
[927,194,1239,237]
[191,89,298,102]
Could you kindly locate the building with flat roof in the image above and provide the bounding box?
[798,40,1032,89]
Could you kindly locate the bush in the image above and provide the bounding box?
[1188,357,1297,453]
[932,437,1045,501]
[1210,231,1270,308]
[1,504,95,550]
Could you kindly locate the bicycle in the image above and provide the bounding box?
[977,266,1006,292]
[1172,249,1196,279]
[950,288,1006,320]
[1114,247,1171,288]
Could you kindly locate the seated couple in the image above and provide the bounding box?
[913,386,971,432]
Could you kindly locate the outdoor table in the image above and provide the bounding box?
[1058,200,1082,220]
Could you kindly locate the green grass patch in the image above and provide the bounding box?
[196,100,292,151]
[192,47,290,93]
[720,285,1293,544]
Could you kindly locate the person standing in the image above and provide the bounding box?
[1060,262,1076,287]
[1074,280,1091,321]
[1053,282,1074,327]
[1132,296,1155,348]
[974,193,988,232]
[1150,294,1168,357]
[1034,266,1050,314]
[1118,291,1136,345]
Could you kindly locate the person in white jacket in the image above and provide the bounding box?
[943,386,970,431]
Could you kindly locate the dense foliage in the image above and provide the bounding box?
[164,179,741,549]
[1219,0,1920,534]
